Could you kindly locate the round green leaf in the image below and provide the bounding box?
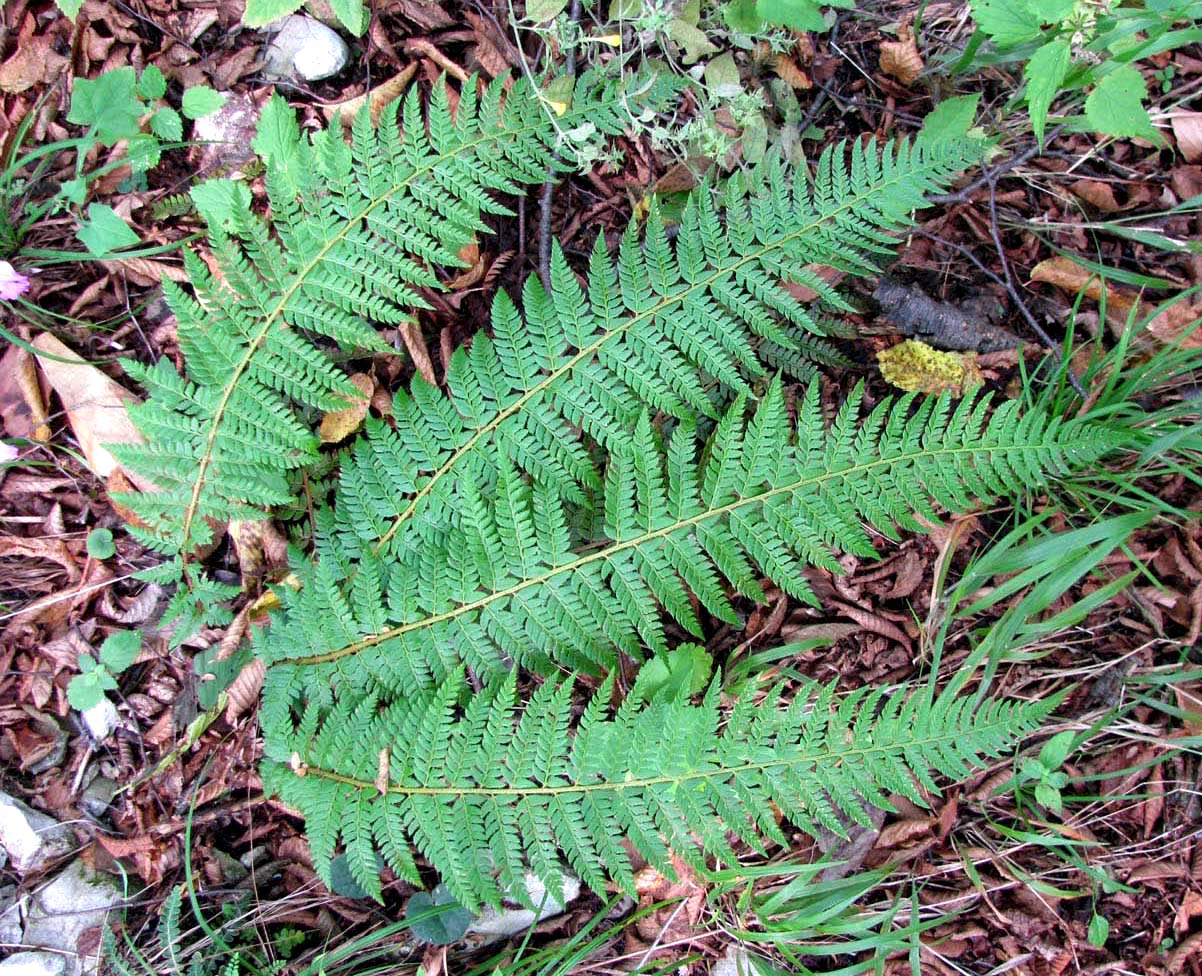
[181,86,227,121]
[138,65,168,101]
[328,852,383,899]
[86,528,116,560]
[406,884,474,944]
[67,672,105,711]
[150,107,184,142]
[99,630,142,673]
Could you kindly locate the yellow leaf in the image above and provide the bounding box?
[319,373,375,443]
[877,340,982,396]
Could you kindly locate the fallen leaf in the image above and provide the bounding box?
[228,518,289,583]
[225,658,266,723]
[318,372,374,443]
[321,64,419,127]
[771,56,811,90]
[31,334,154,489]
[1171,111,1202,163]
[0,345,51,442]
[0,37,68,94]
[880,22,923,86]
[1070,179,1122,212]
[1030,256,1202,346]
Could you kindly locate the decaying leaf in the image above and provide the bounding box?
[228,517,289,583]
[322,64,419,127]
[0,36,68,94]
[1030,256,1202,347]
[0,345,51,442]
[319,373,375,443]
[31,334,155,489]
[877,340,983,395]
[225,658,266,723]
[880,22,923,85]
[1171,111,1202,163]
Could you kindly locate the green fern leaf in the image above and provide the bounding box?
[263,669,1062,910]
[110,72,667,629]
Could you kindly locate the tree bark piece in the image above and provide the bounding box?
[873,276,1020,353]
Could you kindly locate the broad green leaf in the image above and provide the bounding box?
[1024,0,1073,21]
[705,52,742,96]
[328,851,384,898]
[77,204,140,256]
[756,0,828,32]
[67,68,145,146]
[67,671,105,710]
[917,94,981,146]
[138,65,167,101]
[329,0,368,34]
[150,107,184,142]
[242,0,304,27]
[526,0,569,21]
[667,18,718,62]
[190,179,253,231]
[969,0,1043,45]
[406,885,474,944]
[722,0,764,32]
[1025,39,1070,145]
[1085,66,1162,143]
[55,0,84,16]
[99,631,142,673]
[633,644,713,702]
[181,86,227,120]
[1088,912,1109,947]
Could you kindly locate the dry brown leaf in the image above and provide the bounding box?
[1070,179,1122,212]
[105,257,190,285]
[879,23,923,85]
[447,241,486,290]
[225,657,266,723]
[31,334,155,489]
[772,56,811,90]
[0,37,69,94]
[321,63,420,127]
[0,344,51,442]
[1171,111,1202,163]
[319,373,374,443]
[228,518,289,582]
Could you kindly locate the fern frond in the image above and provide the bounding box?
[256,379,1123,699]
[318,136,984,561]
[261,668,1060,909]
[111,72,663,603]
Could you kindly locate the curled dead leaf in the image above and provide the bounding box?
[880,22,923,86]
[322,64,419,127]
[224,657,266,723]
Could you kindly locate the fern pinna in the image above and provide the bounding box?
[110,72,670,635]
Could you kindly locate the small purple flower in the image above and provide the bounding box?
[0,260,30,301]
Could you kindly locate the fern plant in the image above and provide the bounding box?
[113,74,1140,918]
[110,72,672,635]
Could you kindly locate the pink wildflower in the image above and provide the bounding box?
[0,260,30,301]
[0,442,17,463]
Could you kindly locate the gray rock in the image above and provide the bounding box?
[79,777,116,821]
[21,860,124,976]
[191,93,259,174]
[0,952,68,976]
[263,16,349,82]
[0,792,73,876]
[467,871,580,942]
[0,884,24,946]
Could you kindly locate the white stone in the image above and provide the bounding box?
[264,16,349,82]
[21,860,124,976]
[0,952,68,976]
[711,946,765,976]
[0,793,73,876]
[80,699,118,741]
[467,871,580,941]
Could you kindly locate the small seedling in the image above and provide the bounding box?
[67,630,141,710]
[85,527,116,560]
[1018,729,1077,816]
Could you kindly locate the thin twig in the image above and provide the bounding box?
[982,167,1088,399]
[537,0,583,289]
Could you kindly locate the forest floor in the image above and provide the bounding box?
[2,0,1202,974]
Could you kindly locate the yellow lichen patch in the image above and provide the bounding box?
[877,340,984,396]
